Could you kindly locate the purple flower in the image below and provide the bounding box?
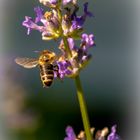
[71,20,81,30]
[62,15,83,38]
[57,60,72,79]
[64,125,121,140]
[64,126,76,140]
[107,125,121,140]
[72,2,93,27]
[22,7,45,35]
[61,2,93,38]
[22,16,43,35]
[22,7,61,40]
[73,33,95,66]
[81,33,95,51]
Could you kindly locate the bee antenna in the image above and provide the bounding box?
[34,50,40,53]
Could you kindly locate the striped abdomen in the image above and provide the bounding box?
[39,64,54,87]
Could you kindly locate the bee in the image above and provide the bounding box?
[15,50,59,88]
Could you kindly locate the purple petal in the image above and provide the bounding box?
[84,2,93,17]
[73,16,84,27]
[107,125,121,140]
[107,134,121,140]
[81,33,95,48]
[72,2,93,27]
[50,0,58,4]
[57,61,72,78]
[22,16,44,35]
[71,20,82,30]
[64,126,76,140]
[22,16,35,35]
[67,38,77,51]
[34,6,44,23]
[63,0,73,5]
[65,69,72,75]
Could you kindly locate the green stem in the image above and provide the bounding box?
[74,75,92,140]
[62,37,92,140]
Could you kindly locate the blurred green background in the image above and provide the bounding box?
[0,0,139,140]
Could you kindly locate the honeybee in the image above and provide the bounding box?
[15,50,59,87]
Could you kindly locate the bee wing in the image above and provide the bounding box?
[15,57,39,68]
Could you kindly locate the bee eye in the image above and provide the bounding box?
[43,56,46,59]
[45,59,49,62]
[43,56,48,61]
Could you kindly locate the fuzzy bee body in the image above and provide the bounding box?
[15,50,58,88]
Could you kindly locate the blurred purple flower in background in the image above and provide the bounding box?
[64,126,76,140]
[64,125,121,140]
[107,125,121,140]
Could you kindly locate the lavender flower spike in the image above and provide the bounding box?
[57,33,95,78]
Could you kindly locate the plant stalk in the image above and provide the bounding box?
[74,75,92,140]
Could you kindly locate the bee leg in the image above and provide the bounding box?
[53,65,62,80]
